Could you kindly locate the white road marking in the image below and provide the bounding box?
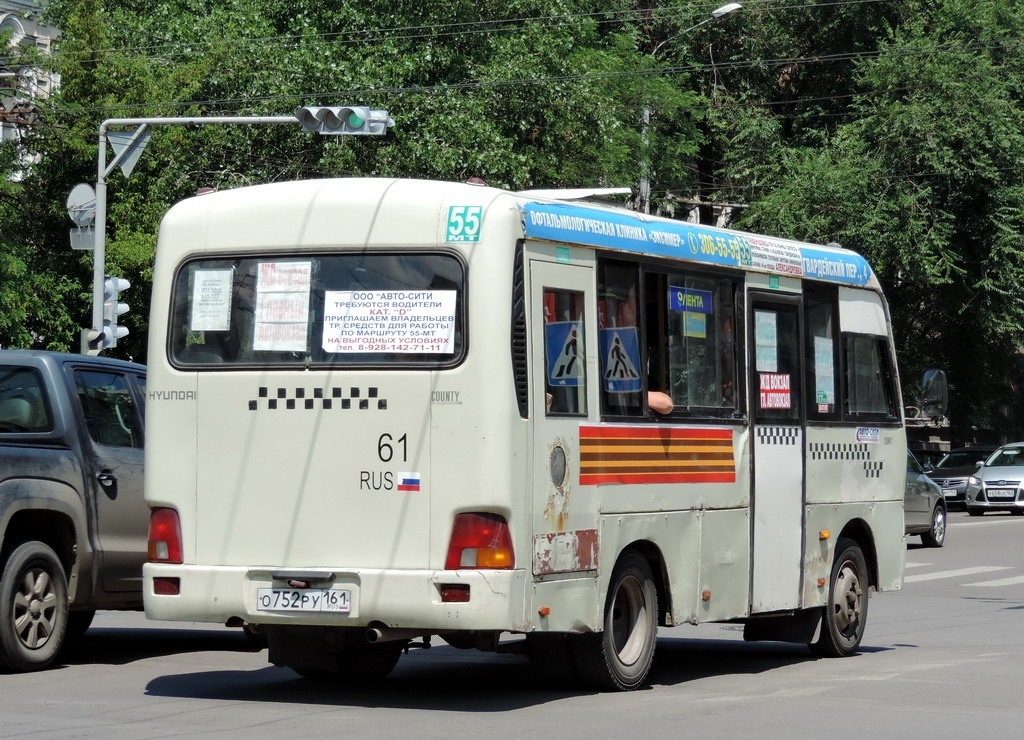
[950,518,1024,526]
[964,575,1024,587]
[904,566,1012,583]
[904,561,930,568]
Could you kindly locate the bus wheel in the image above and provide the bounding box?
[0,542,69,672]
[573,550,658,691]
[812,537,868,657]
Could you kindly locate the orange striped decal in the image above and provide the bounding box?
[579,424,735,485]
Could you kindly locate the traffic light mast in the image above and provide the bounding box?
[78,106,392,356]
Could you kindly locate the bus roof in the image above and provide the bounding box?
[161,178,877,290]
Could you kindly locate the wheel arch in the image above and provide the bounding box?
[1,506,80,600]
[835,518,878,590]
[615,539,672,627]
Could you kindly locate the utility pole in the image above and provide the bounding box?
[639,3,742,214]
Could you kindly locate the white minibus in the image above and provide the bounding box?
[143,178,906,690]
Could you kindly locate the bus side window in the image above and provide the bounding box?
[753,303,801,423]
[844,334,898,418]
[597,261,643,417]
[804,285,839,421]
[543,289,587,416]
[648,271,740,417]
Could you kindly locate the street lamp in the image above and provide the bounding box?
[639,2,742,214]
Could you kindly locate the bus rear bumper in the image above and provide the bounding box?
[143,563,529,632]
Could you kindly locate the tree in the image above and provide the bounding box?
[21,0,706,360]
[731,0,1024,436]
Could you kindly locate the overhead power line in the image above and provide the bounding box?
[46,0,886,63]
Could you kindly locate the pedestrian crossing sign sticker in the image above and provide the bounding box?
[600,327,642,393]
[545,321,585,386]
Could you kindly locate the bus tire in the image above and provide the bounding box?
[812,537,868,657]
[572,549,658,691]
[0,542,68,672]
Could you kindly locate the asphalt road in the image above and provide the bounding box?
[2,511,1023,739]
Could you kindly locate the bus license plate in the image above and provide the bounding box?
[257,587,351,613]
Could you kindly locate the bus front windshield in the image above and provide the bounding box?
[168,252,466,369]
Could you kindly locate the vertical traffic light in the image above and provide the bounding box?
[102,275,131,348]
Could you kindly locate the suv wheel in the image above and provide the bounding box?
[0,542,68,672]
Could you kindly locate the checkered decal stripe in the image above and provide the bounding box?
[809,442,872,460]
[756,427,800,445]
[248,386,387,411]
[864,460,884,478]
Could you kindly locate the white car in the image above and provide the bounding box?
[966,442,1024,516]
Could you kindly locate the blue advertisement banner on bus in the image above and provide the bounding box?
[520,202,872,287]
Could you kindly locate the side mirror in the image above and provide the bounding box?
[919,369,948,420]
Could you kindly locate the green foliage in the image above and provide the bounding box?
[5,0,713,361]
[732,0,1024,432]
[2,0,1024,435]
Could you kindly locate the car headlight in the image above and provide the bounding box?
[968,475,981,486]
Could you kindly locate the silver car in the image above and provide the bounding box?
[905,450,946,547]
[965,442,1024,516]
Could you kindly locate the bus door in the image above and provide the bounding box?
[529,260,596,576]
[749,294,804,612]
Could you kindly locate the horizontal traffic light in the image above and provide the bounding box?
[295,106,394,136]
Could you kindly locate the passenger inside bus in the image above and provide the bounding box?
[647,391,674,415]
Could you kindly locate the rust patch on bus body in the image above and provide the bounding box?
[532,529,599,576]
[544,436,572,530]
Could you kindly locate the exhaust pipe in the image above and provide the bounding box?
[365,625,428,643]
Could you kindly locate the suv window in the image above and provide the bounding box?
[74,369,143,448]
[937,450,991,468]
[0,367,53,433]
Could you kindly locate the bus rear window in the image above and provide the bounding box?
[169,253,466,368]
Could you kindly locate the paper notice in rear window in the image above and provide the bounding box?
[322,290,457,353]
[253,261,311,351]
[190,269,233,331]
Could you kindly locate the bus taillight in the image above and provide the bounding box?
[445,513,514,569]
[148,507,183,564]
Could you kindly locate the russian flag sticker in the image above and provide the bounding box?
[397,472,421,492]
